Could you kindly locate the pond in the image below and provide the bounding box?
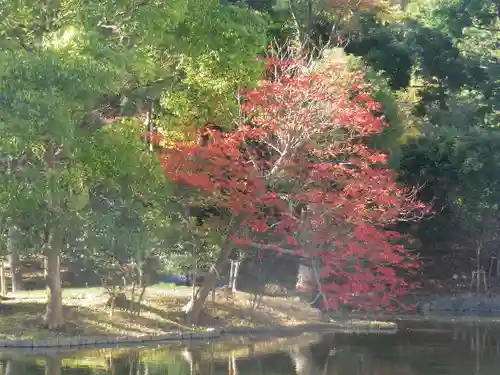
[2,322,500,375]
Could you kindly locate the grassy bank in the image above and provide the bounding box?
[0,284,395,341]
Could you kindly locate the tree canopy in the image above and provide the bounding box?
[0,0,498,329]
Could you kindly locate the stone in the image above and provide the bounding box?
[57,338,74,347]
[32,340,50,347]
[12,340,34,348]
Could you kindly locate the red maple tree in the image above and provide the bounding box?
[158,57,428,313]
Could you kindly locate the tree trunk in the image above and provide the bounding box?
[183,272,217,325]
[306,0,313,44]
[43,230,64,330]
[8,254,24,292]
[229,261,235,289]
[129,280,136,312]
[191,243,198,300]
[296,264,313,291]
[230,253,245,293]
[8,225,23,292]
[311,256,329,318]
[183,243,233,325]
[0,264,6,296]
[289,0,306,51]
[44,356,61,375]
[183,217,240,324]
[134,276,148,316]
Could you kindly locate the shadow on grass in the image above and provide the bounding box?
[136,303,187,328]
[0,301,101,339]
[136,295,282,328]
[139,291,318,328]
[0,287,320,340]
[259,297,321,322]
[0,300,180,339]
[212,301,283,327]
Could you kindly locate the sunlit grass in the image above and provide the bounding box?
[0,284,397,341]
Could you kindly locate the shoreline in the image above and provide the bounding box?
[0,332,324,361]
[334,312,500,326]
[0,320,397,351]
[0,286,398,346]
[381,313,500,325]
[10,287,500,351]
[331,293,500,326]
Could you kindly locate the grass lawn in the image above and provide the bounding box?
[0,284,329,340]
[0,284,397,341]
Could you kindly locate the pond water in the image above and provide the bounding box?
[3,322,500,375]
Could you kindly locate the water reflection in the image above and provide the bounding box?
[4,324,500,375]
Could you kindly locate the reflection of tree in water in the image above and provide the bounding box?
[313,327,500,375]
[451,326,500,357]
[6,327,500,375]
[182,347,203,375]
[0,352,190,375]
[451,326,500,375]
[182,347,294,375]
[228,352,237,375]
[4,360,20,375]
[107,352,141,375]
[1,358,62,375]
[289,345,321,375]
[4,360,29,375]
[45,356,61,375]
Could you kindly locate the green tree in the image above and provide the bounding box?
[337,0,499,279]
[399,129,500,272]
[0,0,268,329]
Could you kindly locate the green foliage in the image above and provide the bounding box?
[320,48,416,165]
[0,0,269,293]
[407,0,499,38]
[344,13,414,90]
[399,128,500,245]
[3,0,497,299]
[333,0,499,263]
[160,2,268,129]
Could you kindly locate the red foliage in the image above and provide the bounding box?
[158,59,428,311]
